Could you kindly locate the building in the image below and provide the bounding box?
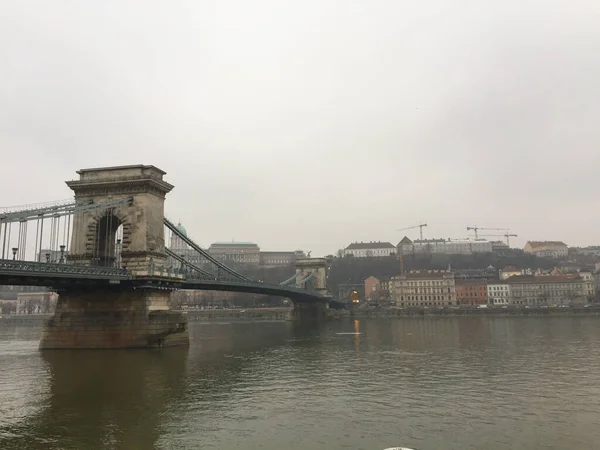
[500,266,521,280]
[397,237,492,255]
[455,279,488,305]
[390,271,457,308]
[507,275,585,306]
[169,222,189,250]
[574,271,595,300]
[454,267,498,281]
[16,291,58,314]
[523,241,568,258]
[208,242,260,264]
[491,241,509,252]
[594,271,600,297]
[570,246,600,257]
[344,241,396,258]
[168,223,207,266]
[487,282,511,305]
[259,251,296,267]
[364,276,391,303]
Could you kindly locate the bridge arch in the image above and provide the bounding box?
[85,209,131,267]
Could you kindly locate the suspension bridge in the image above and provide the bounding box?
[0,165,337,349]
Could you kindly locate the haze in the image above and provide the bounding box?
[1,0,599,256]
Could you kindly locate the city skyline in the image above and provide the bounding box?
[2,1,599,256]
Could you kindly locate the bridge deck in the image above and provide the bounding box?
[0,259,327,302]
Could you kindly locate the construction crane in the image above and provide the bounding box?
[466,226,508,240]
[397,223,428,240]
[504,233,517,247]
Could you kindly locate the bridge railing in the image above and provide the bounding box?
[0,259,131,278]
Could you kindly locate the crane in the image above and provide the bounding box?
[504,233,517,247]
[466,226,508,240]
[397,223,427,240]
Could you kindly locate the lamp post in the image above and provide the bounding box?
[45,253,51,263]
[59,245,66,263]
[12,247,17,260]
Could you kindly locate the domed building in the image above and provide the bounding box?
[170,222,188,251]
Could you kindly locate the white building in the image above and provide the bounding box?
[397,237,492,255]
[487,282,511,305]
[344,241,396,258]
[523,241,568,258]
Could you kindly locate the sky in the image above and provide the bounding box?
[1,0,599,256]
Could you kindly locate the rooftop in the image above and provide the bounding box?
[506,274,582,283]
[346,241,395,250]
[395,270,453,279]
[77,164,166,176]
[526,241,567,248]
[175,222,187,237]
[210,242,259,247]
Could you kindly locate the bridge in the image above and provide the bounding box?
[0,165,338,349]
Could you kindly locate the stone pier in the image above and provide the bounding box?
[289,256,334,321]
[288,300,330,321]
[39,165,189,349]
[39,288,189,349]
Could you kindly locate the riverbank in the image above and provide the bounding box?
[186,308,291,321]
[0,313,52,325]
[3,307,600,325]
[353,306,600,318]
[187,306,600,321]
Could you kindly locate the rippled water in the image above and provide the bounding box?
[2,317,600,449]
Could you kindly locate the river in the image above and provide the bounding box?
[1,317,600,449]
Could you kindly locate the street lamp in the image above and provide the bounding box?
[59,245,66,263]
[45,253,51,263]
[12,247,17,260]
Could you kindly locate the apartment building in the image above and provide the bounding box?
[507,275,585,306]
[364,276,391,302]
[487,282,511,305]
[455,279,488,305]
[390,271,456,308]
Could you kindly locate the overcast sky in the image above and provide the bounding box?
[1,0,599,256]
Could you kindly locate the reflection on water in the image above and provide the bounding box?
[2,317,600,449]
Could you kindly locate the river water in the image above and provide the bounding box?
[1,317,600,450]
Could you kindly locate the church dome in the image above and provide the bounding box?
[175,222,187,237]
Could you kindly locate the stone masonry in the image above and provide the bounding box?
[39,165,189,349]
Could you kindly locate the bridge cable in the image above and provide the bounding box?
[164,218,250,281]
[1,221,7,259]
[279,272,299,286]
[164,248,215,279]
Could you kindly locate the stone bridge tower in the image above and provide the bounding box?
[66,165,173,274]
[39,165,188,350]
[291,257,333,321]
